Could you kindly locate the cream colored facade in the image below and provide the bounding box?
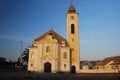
[28,30,71,73]
[80,56,120,73]
[95,56,120,71]
[66,4,80,73]
[28,5,80,73]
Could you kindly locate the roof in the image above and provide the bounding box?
[68,4,76,13]
[80,61,100,66]
[96,56,120,66]
[30,29,69,47]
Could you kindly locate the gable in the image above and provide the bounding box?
[30,29,69,47]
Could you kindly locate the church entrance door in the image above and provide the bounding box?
[71,66,76,73]
[44,62,51,73]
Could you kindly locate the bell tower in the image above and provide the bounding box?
[66,4,80,73]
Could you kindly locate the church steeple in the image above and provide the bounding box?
[66,4,80,73]
[68,4,76,13]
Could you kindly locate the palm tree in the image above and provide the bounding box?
[17,48,29,66]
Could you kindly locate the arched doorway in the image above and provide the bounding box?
[71,66,76,73]
[44,62,51,73]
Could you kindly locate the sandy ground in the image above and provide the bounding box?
[0,71,120,80]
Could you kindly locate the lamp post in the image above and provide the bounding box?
[20,41,23,66]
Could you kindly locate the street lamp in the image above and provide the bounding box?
[20,41,23,66]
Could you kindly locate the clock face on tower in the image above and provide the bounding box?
[70,16,74,20]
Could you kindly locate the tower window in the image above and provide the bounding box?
[31,63,33,67]
[70,16,74,20]
[72,39,74,41]
[46,46,50,53]
[71,24,75,34]
[64,64,67,69]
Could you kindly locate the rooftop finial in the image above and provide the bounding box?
[51,27,53,30]
[68,1,76,13]
[70,0,73,5]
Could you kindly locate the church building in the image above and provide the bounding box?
[28,4,80,73]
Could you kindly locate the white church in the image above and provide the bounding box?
[28,4,80,73]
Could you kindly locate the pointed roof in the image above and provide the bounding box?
[68,4,76,13]
[34,29,69,47]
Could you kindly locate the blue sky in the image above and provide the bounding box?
[0,0,120,61]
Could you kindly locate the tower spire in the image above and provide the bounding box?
[66,4,80,73]
[68,3,76,13]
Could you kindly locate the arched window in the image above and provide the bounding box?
[46,46,50,53]
[63,52,67,59]
[71,24,75,34]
